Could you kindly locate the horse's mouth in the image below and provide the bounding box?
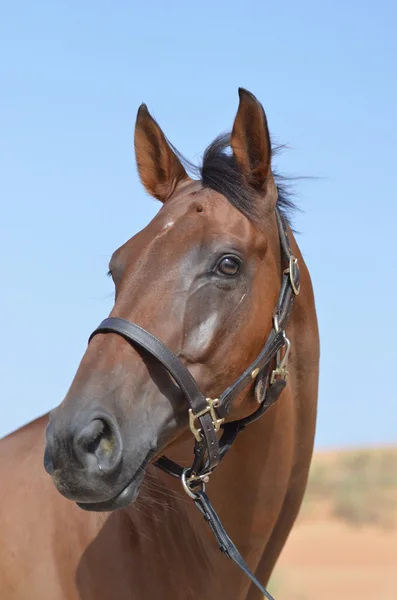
[76,451,153,512]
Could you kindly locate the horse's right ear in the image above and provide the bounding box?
[134,104,191,202]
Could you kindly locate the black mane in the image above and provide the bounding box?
[172,132,297,226]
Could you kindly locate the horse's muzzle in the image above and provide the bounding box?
[43,408,149,508]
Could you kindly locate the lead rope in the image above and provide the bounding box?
[192,489,275,600]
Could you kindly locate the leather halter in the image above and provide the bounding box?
[89,207,300,485]
[88,206,300,599]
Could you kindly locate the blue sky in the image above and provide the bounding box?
[1,1,396,448]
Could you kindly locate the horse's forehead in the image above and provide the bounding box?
[154,186,248,234]
[118,186,254,264]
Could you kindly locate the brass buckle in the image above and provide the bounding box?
[270,334,291,384]
[188,398,224,443]
[284,255,300,296]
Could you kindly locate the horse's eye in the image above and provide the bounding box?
[216,256,240,276]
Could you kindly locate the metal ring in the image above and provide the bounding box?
[273,312,280,333]
[289,255,300,295]
[181,468,205,499]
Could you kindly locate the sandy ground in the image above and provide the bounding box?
[271,447,397,600]
[273,520,397,599]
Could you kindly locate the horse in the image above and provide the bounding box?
[0,88,319,599]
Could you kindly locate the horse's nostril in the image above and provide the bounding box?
[78,419,106,454]
[74,416,122,475]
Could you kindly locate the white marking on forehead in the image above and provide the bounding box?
[154,218,176,241]
[161,219,175,232]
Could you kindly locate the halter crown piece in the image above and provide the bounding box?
[89,207,300,600]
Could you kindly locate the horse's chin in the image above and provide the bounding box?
[73,448,156,512]
[76,465,146,512]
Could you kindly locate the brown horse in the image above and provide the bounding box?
[0,89,319,599]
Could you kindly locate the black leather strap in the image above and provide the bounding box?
[89,319,207,412]
[275,207,292,261]
[89,318,220,471]
[155,420,242,479]
[194,491,275,600]
[240,379,287,428]
[217,328,285,417]
[155,455,184,478]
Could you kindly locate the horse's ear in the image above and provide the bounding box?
[134,104,191,202]
[231,88,272,191]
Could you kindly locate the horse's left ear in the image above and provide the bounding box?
[231,88,273,193]
[134,104,191,202]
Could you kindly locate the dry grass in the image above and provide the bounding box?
[272,447,397,600]
[301,447,397,527]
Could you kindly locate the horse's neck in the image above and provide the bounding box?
[125,397,293,559]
